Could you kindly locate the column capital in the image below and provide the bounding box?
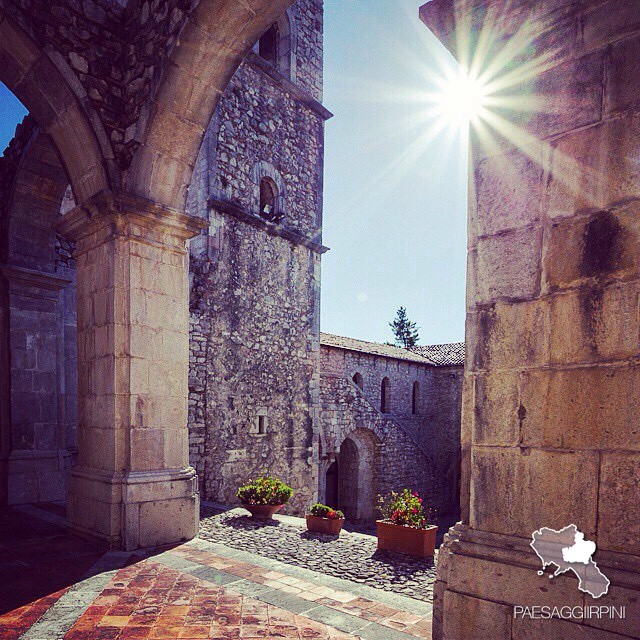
[54,190,207,247]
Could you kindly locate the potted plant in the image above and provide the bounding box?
[306,503,345,535]
[376,489,438,558]
[237,476,293,519]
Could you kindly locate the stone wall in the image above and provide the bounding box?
[319,343,463,517]
[186,0,327,515]
[421,1,640,638]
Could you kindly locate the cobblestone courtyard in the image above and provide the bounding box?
[199,506,437,601]
[0,506,435,639]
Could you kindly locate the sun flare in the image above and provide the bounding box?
[433,68,489,128]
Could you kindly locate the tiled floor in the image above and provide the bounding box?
[0,507,432,639]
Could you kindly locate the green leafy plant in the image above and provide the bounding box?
[377,489,435,529]
[236,476,293,506]
[308,503,344,520]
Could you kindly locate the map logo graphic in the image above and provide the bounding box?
[530,525,610,599]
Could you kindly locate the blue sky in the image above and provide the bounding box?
[322,1,467,345]
[0,1,467,346]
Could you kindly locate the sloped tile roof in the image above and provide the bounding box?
[320,333,436,365]
[409,342,465,366]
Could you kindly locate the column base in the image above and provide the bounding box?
[67,466,199,550]
[7,449,73,504]
[434,523,640,640]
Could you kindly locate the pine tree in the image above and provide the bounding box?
[389,307,420,348]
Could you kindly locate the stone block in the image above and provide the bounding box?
[510,50,603,142]
[441,591,511,640]
[579,0,640,55]
[473,226,542,304]
[604,32,640,115]
[547,115,640,220]
[597,453,640,556]
[136,495,199,549]
[473,372,520,446]
[543,209,640,292]
[471,447,598,539]
[520,366,640,451]
[473,145,543,239]
[130,428,165,471]
[472,299,549,370]
[549,284,640,364]
[446,550,583,609]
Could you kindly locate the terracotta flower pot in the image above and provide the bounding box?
[376,520,438,558]
[242,504,283,519]
[306,514,344,535]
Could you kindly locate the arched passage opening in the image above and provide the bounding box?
[338,437,358,519]
[0,117,79,507]
[352,372,363,390]
[337,428,381,522]
[325,460,339,509]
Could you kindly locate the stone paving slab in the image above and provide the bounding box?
[158,541,432,638]
[189,537,432,617]
[0,507,433,640]
[199,506,437,602]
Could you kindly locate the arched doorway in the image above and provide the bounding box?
[338,437,359,519]
[325,460,339,509]
[337,429,381,522]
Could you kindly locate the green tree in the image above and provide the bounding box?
[389,306,420,348]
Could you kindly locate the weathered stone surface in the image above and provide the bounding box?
[547,115,640,220]
[520,366,640,451]
[471,447,599,539]
[441,591,511,640]
[543,209,640,293]
[549,284,640,364]
[473,146,543,239]
[597,453,640,556]
[470,299,549,371]
[472,372,519,446]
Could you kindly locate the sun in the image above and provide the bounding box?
[433,67,489,129]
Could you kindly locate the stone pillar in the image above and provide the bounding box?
[0,265,73,504]
[55,191,205,550]
[420,1,640,638]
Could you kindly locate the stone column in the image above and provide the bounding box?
[55,191,206,550]
[0,265,72,504]
[420,1,640,639]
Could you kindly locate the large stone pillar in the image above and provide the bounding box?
[420,1,640,638]
[55,191,205,550]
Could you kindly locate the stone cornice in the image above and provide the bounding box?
[0,264,71,292]
[245,52,334,122]
[54,190,207,245]
[210,198,330,255]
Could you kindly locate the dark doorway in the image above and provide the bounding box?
[325,461,339,509]
[338,438,359,519]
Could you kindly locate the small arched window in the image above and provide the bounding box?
[380,377,390,414]
[259,177,284,223]
[258,23,279,67]
[412,381,419,415]
[352,372,363,391]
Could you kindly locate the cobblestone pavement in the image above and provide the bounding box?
[199,506,437,601]
[0,505,433,640]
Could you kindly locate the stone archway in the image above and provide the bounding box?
[337,428,381,522]
[1,1,302,550]
[0,123,77,506]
